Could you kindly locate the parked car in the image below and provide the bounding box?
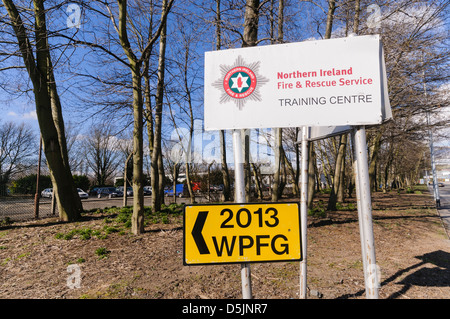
[143,186,152,195]
[41,188,53,198]
[97,187,123,198]
[117,186,133,196]
[88,187,101,196]
[164,184,189,197]
[77,188,89,199]
[210,184,223,192]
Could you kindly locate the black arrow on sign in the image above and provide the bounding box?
[192,211,210,254]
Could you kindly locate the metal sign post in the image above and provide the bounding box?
[426,111,441,207]
[202,35,391,300]
[232,129,252,299]
[351,134,368,288]
[352,126,379,298]
[299,126,309,299]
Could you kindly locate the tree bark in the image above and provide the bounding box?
[325,0,336,39]
[242,0,260,48]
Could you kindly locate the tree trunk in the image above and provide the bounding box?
[151,0,169,213]
[307,142,316,209]
[215,0,232,202]
[242,0,260,201]
[182,45,195,204]
[144,59,154,158]
[325,0,336,39]
[251,163,264,199]
[173,164,179,203]
[123,152,132,207]
[368,131,382,191]
[272,128,282,201]
[158,150,165,206]
[116,0,146,234]
[3,0,82,221]
[131,69,145,234]
[271,0,284,201]
[327,134,347,210]
[242,0,260,48]
[323,0,340,211]
[220,130,231,201]
[282,148,299,196]
[337,145,346,202]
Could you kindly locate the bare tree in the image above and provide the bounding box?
[84,127,121,186]
[363,0,449,191]
[0,121,36,194]
[271,0,284,202]
[215,0,232,202]
[69,0,174,233]
[1,0,82,221]
[151,0,172,215]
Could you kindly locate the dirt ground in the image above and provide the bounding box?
[0,188,449,300]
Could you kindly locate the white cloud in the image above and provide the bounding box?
[6,110,37,120]
[22,110,37,120]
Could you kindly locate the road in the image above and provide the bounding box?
[80,194,211,211]
[434,182,450,238]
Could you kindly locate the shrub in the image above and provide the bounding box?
[10,174,52,195]
[95,247,110,259]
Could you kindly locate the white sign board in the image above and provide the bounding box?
[309,125,353,142]
[204,35,391,131]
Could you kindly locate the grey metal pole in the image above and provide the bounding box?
[232,129,252,299]
[353,126,379,299]
[427,112,441,207]
[422,53,440,207]
[351,131,368,290]
[299,126,309,299]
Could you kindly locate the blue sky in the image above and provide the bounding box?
[1,0,448,153]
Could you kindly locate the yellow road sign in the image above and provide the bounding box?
[183,202,302,265]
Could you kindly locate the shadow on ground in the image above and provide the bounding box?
[337,250,450,299]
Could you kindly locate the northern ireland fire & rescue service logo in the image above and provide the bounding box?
[212,56,269,110]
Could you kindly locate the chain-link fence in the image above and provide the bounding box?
[0,193,57,223]
[0,188,233,224]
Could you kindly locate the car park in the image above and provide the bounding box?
[97,187,123,198]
